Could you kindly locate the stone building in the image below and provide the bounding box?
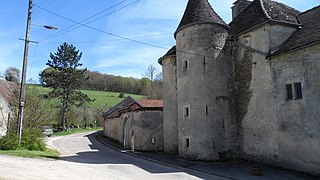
[103,96,163,151]
[159,0,320,175]
[0,79,16,136]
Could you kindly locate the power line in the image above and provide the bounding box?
[33,2,170,50]
[40,33,172,44]
[34,0,139,42]
[31,1,319,61]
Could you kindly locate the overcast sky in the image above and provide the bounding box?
[0,0,318,82]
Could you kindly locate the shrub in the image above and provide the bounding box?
[118,93,125,98]
[21,128,46,151]
[0,133,19,150]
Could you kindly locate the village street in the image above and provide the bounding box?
[0,132,223,180]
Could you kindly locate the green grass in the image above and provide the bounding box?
[53,127,103,136]
[0,148,60,159]
[28,85,145,109]
[81,90,144,108]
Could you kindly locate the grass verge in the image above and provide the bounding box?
[0,148,60,159]
[53,127,103,136]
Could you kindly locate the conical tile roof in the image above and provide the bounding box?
[175,0,228,36]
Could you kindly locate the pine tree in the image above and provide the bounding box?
[39,42,94,130]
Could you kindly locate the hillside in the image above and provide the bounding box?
[28,85,145,109]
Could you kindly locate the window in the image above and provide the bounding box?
[205,106,208,115]
[286,82,303,101]
[151,137,155,144]
[185,138,190,148]
[183,105,190,118]
[286,84,293,100]
[294,82,302,99]
[183,60,189,70]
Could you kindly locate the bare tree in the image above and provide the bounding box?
[145,65,157,81]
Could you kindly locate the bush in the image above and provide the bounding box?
[0,133,19,150]
[118,93,125,98]
[21,128,46,151]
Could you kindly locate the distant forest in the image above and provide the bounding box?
[82,70,162,99]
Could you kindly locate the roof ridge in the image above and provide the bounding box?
[298,5,320,16]
[260,0,271,19]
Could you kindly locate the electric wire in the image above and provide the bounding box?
[34,0,138,42]
[32,2,320,62]
[40,33,172,44]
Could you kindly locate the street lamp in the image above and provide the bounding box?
[17,0,57,145]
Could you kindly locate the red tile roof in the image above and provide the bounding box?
[138,100,163,108]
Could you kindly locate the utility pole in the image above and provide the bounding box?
[17,0,32,145]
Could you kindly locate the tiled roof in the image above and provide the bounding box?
[138,100,163,108]
[158,46,176,65]
[230,0,300,35]
[175,0,228,36]
[103,96,140,119]
[272,6,320,55]
[0,79,17,102]
[263,0,300,24]
[103,97,163,119]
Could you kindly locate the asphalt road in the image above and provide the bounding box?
[0,131,225,180]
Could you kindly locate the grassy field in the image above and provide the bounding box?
[28,85,145,108]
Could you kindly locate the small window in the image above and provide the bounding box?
[185,138,190,148]
[183,105,190,118]
[286,84,293,100]
[294,82,302,99]
[183,60,189,70]
[205,106,208,115]
[213,141,216,150]
[151,137,155,144]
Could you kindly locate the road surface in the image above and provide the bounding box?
[0,131,225,180]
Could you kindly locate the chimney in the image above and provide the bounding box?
[232,0,251,19]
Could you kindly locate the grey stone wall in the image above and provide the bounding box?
[269,44,320,175]
[104,110,163,152]
[161,56,178,154]
[231,23,320,175]
[131,110,163,151]
[176,23,230,161]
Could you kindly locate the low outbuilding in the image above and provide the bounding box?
[103,96,163,151]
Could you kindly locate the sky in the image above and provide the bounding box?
[0,0,318,83]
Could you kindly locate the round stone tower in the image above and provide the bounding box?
[175,0,231,160]
[158,46,178,154]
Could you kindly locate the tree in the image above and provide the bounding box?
[145,65,157,81]
[142,65,163,99]
[39,42,94,130]
[10,86,56,129]
[5,67,20,84]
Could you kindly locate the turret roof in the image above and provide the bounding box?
[158,46,176,65]
[175,0,228,36]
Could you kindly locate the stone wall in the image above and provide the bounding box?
[161,56,178,154]
[176,23,230,161]
[269,44,320,175]
[231,23,320,175]
[130,110,163,151]
[104,110,163,151]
